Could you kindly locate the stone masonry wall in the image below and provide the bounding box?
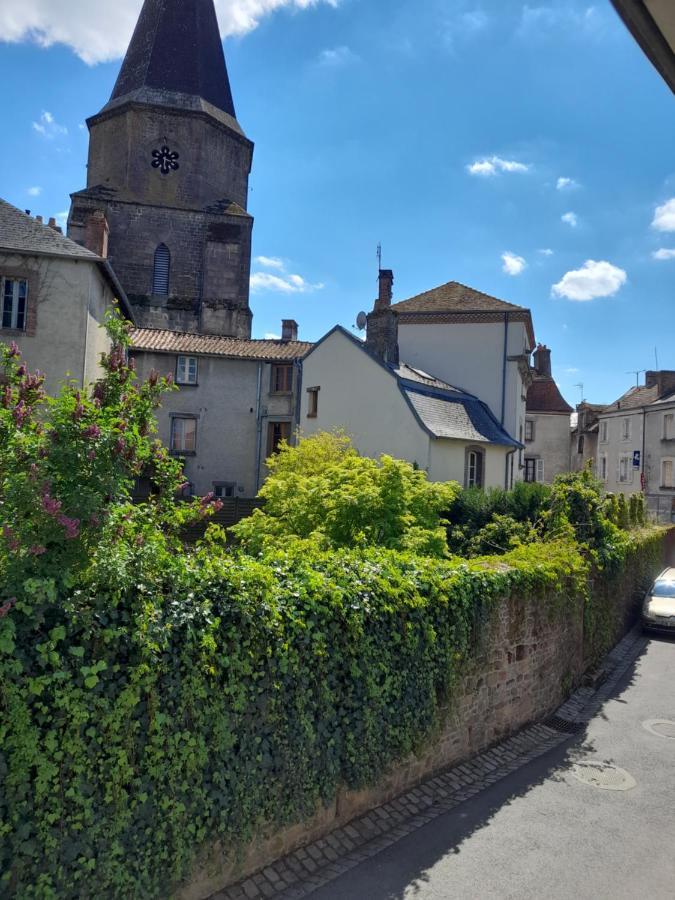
[176,550,661,900]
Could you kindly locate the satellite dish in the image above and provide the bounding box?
[356,311,368,331]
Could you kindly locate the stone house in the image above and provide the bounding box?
[523,345,573,483]
[570,402,607,474]
[0,199,132,391]
[299,318,521,490]
[365,272,534,488]
[131,320,311,497]
[597,371,675,522]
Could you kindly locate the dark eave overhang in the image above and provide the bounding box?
[611,0,675,93]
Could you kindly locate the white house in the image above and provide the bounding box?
[596,371,675,522]
[524,344,573,483]
[299,325,521,490]
[0,199,132,390]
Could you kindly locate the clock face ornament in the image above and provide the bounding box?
[152,146,180,175]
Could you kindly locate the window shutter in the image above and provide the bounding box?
[536,459,545,483]
[153,244,170,295]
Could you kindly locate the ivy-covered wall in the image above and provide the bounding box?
[0,530,667,899]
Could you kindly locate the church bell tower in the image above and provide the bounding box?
[68,0,254,337]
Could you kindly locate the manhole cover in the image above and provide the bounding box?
[570,762,637,791]
[642,719,675,740]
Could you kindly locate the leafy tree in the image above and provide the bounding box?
[230,431,460,556]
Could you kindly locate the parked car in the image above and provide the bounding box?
[642,568,675,633]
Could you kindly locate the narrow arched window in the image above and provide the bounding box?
[465,447,485,489]
[152,244,170,295]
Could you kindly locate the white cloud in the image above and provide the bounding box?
[518,5,606,40]
[27,186,42,197]
[0,0,341,65]
[652,198,675,232]
[55,210,69,230]
[466,155,530,177]
[556,177,579,191]
[561,211,578,227]
[564,367,580,375]
[32,110,68,139]
[264,332,281,340]
[255,255,285,270]
[502,252,527,276]
[318,45,357,66]
[552,260,627,302]
[538,248,554,256]
[652,248,675,260]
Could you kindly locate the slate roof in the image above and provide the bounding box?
[527,377,573,414]
[0,199,99,260]
[603,385,660,412]
[130,328,313,361]
[391,281,528,315]
[403,386,520,446]
[110,0,236,118]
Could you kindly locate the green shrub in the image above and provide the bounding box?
[617,493,630,530]
[231,432,460,557]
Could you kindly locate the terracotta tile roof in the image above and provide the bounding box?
[0,199,99,260]
[391,280,528,315]
[130,328,313,361]
[527,377,573,414]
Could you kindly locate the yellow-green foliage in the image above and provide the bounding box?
[232,432,461,557]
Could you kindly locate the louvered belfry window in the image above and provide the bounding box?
[152,244,170,295]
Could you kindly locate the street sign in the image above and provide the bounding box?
[633,451,641,469]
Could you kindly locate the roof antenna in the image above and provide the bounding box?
[626,369,646,388]
[377,242,382,273]
[574,383,584,404]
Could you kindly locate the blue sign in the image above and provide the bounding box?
[633,451,641,469]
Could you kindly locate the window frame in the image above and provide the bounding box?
[599,420,608,443]
[267,420,292,457]
[524,419,535,443]
[664,413,675,441]
[621,417,631,442]
[618,454,634,485]
[270,364,293,395]
[524,457,537,483]
[598,454,608,483]
[577,435,585,455]
[169,415,198,456]
[306,386,320,419]
[662,458,675,489]
[465,446,485,489]
[176,355,199,386]
[1,276,29,332]
[213,482,237,499]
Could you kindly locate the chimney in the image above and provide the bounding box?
[375,269,394,310]
[533,343,552,378]
[36,215,43,224]
[281,319,298,342]
[84,210,109,258]
[646,370,675,398]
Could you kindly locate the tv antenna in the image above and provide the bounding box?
[574,383,584,404]
[377,242,382,272]
[626,369,646,387]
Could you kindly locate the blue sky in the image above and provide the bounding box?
[1,0,674,405]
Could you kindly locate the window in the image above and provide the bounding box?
[664,414,675,441]
[618,455,634,484]
[465,448,484,488]
[176,356,198,385]
[600,420,608,443]
[267,421,292,456]
[307,387,319,418]
[214,483,236,499]
[170,416,197,454]
[271,364,293,394]
[1,278,28,331]
[524,420,534,442]
[152,244,170,295]
[599,454,608,483]
[662,459,674,489]
[524,458,536,483]
[621,417,631,442]
[577,435,585,455]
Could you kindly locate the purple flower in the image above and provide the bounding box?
[41,493,62,517]
[82,424,102,440]
[57,515,80,540]
[7,342,20,358]
[29,545,47,556]
[12,401,30,427]
[3,526,20,552]
[0,598,17,619]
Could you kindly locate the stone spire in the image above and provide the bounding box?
[110,0,236,118]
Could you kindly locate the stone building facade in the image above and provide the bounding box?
[524,345,573,483]
[68,0,254,338]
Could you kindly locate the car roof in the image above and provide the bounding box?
[655,568,675,583]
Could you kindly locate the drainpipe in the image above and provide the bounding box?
[500,312,510,427]
[254,362,263,494]
[294,359,303,435]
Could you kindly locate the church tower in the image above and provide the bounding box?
[68,0,254,337]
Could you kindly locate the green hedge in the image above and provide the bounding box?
[0,532,664,898]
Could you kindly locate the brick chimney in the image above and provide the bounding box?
[533,344,552,378]
[84,210,110,258]
[646,370,675,398]
[366,269,399,365]
[281,319,298,342]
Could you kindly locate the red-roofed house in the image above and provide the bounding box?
[524,345,573,483]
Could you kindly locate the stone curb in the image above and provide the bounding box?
[210,627,647,900]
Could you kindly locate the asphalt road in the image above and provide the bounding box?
[311,634,675,900]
